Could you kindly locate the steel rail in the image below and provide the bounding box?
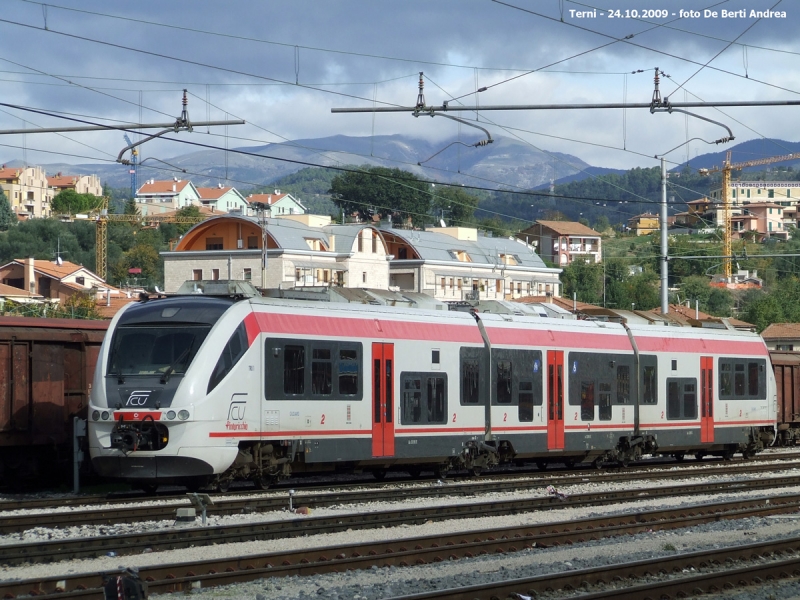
[4,494,800,599]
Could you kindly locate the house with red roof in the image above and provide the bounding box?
[135,178,201,215]
[47,173,102,197]
[196,185,248,213]
[0,258,110,302]
[518,220,602,267]
[0,165,52,218]
[245,190,306,217]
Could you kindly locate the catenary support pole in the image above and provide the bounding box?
[660,158,669,314]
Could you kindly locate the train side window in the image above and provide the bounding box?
[400,372,447,425]
[720,363,732,396]
[616,365,630,404]
[207,323,248,393]
[460,351,481,405]
[519,381,534,422]
[734,363,745,396]
[311,347,333,396]
[284,345,305,395]
[748,362,760,396]
[580,381,594,421]
[641,356,658,405]
[402,377,422,423]
[496,360,513,404]
[599,382,612,420]
[338,347,360,396]
[427,376,446,423]
[667,377,697,419]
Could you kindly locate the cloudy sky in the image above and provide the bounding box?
[1,0,798,181]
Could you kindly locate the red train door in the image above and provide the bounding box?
[547,350,565,450]
[371,343,395,457]
[701,356,714,443]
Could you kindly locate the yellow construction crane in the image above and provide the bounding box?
[93,198,209,281]
[700,151,798,281]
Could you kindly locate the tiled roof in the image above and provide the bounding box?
[246,193,287,205]
[137,180,191,194]
[761,323,800,340]
[48,175,78,187]
[652,304,753,328]
[532,220,600,236]
[196,187,232,200]
[95,296,139,319]
[0,282,38,297]
[27,259,83,279]
[512,295,596,311]
[0,168,21,180]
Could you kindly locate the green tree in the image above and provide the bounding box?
[626,271,659,310]
[561,259,603,304]
[593,215,610,233]
[431,186,479,226]
[706,288,733,317]
[51,189,97,215]
[0,189,15,231]
[329,167,430,225]
[603,258,630,309]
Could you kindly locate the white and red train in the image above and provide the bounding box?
[88,288,777,490]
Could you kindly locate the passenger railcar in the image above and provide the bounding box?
[88,288,776,490]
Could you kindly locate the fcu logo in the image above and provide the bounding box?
[126,390,152,406]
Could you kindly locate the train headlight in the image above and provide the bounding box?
[101,411,110,420]
[92,410,100,421]
[166,410,176,420]
[178,410,190,421]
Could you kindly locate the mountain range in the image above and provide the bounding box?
[3,135,798,196]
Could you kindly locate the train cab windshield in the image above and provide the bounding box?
[108,325,211,378]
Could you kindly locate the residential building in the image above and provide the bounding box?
[0,165,52,218]
[0,258,110,302]
[161,215,560,300]
[244,191,306,216]
[196,185,249,213]
[710,181,800,207]
[381,226,561,301]
[48,173,102,197]
[762,323,800,351]
[626,213,659,236]
[135,178,201,215]
[518,220,601,266]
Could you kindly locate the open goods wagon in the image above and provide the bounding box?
[0,316,108,485]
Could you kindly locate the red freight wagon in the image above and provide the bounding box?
[770,351,800,446]
[0,317,108,484]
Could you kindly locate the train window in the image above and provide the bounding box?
[599,382,612,421]
[284,345,305,395]
[400,372,447,425]
[427,377,445,423]
[265,339,362,400]
[496,360,513,404]
[519,381,534,422]
[718,358,766,400]
[207,323,248,393]
[402,377,422,423]
[338,347,360,396]
[641,356,658,404]
[311,348,333,396]
[616,365,630,404]
[109,325,211,377]
[460,348,483,405]
[580,381,594,421]
[666,377,697,420]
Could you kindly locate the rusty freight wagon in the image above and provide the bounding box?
[0,317,108,485]
[771,351,800,446]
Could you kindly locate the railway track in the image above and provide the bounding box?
[3,456,800,534]
[2,474,800,566]
[2,450,798,514]
[2,492,799,599]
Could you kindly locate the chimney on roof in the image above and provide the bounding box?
[57,172,61,177]
[172,183,176,192]
[24,257,35,295]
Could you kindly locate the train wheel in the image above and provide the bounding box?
[372,469,387,481]
[563,458,576,469]
[254,477,273,490]
[535,460,547,471]
[674,452,685,463]
[437,464,450,480]
[617,458,629,468]
[592,458,603,469]
[695,452,705,462]
[216,479,231,493]
[407,467,422,479]
[138,484,158,495]
[471,466,483,477]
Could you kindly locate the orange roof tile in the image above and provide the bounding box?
[197,187,232,200]
[761,323,800,340]
[95,295,139,319]
[0,168,21,180]
[48,175,79,187]
[0,282,39,297]
[137,180,191,194]
[511,295,598,311]
[246,193,287,205]
[530,220,600,237]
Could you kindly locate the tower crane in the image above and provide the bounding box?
[700,151,798,281]
[122,133,139,199]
